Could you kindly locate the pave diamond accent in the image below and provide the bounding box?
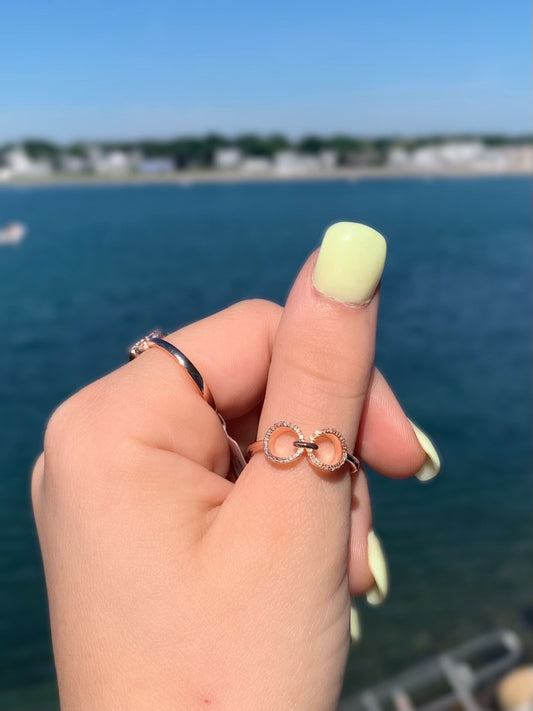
[264,421,305,464]
[128,328,167,359]
[261,422,352,473]
[308,428,348,472]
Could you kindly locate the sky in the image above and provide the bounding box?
[0,0,530,142]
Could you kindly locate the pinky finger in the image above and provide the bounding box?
[347,467,389,605]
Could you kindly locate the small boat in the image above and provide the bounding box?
[0,222,27,245]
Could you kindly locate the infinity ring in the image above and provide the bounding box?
[247,421,360,474]
[129,329,215,407]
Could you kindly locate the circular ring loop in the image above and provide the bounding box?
[308,429,348,472]
[248,422,360,474]
[264,421,305,464]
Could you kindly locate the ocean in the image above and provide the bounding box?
[0,177,530,708]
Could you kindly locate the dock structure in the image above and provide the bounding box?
[340,629,523,711]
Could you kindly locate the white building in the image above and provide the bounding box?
[2,147,53,177]
[501,144,533,172]
[318,150,338,169]
[439,141,485,165]
[85,146,140,174]
[85,146,105,172]
[274,151,320,174]
[388,147,411,167]
[59,154,87,173]
[240,156,272,173]
[138,158,175,174]
[102,150,134,173]
[410,145,444,169]
[386,141,531,173]
[214,147,243,170]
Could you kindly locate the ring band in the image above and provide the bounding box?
[129,329,214,407]
[128,329,246,479]
[247,421,360,474]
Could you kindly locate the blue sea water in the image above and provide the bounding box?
[0,177,530,708]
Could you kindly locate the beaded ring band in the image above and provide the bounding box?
[247,421,360,474]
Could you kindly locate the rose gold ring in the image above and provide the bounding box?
[129,328,215,407]
[247,421,360,474]
[128,329,247,480]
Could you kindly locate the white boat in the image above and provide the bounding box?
[0,222,27,245]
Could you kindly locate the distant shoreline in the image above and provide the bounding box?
[0,165,531,188]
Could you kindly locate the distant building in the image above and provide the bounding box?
[344,150,379,167]
[85,146,105,172]
[59,154,87,173]
[438,141,484,165]
[85,146,140,174]
[410,146,442,169]
[274,151,303,173]
[272,149,338,174]
[102,150,134,173]
[214,147,243,170]
[318,150,338,169]
[4,148,33,174]
[241,156,272,172]
[386,141,522,172]
[501,144,533,172]
[274,151,320,174]
[2,147,53,177]
[387,148,410,167]
[138,158,175,174]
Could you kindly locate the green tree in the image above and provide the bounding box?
[22,139,59,160]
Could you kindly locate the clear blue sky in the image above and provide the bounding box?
[1,0,530,142]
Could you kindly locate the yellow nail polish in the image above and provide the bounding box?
[350,601,361,644]
[408,419,441,482]
[366,530,389,606]
[313,222,387,304]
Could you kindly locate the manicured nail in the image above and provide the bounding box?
[408,419,441,482]
[366,530,389,606]
[313,222,387,304]
[350,601,361,644]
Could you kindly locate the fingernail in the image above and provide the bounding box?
[350,601,361,644]
[366,530,389,606]
[408,419,441,482]
[313,222,387,304]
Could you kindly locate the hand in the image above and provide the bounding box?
[32,223,438,711]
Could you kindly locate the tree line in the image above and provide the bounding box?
[2,133,530,169]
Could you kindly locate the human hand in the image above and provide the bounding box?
[32,222,439,711]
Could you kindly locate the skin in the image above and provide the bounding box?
[32,251,427,711]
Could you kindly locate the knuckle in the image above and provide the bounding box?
[41,377,144,499]
[229,298,281,323]
[43,381,108,484]
[44,384,98,453]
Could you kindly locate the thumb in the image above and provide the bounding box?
[224,221,386,582]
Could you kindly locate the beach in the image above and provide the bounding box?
[1,164,532,189]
